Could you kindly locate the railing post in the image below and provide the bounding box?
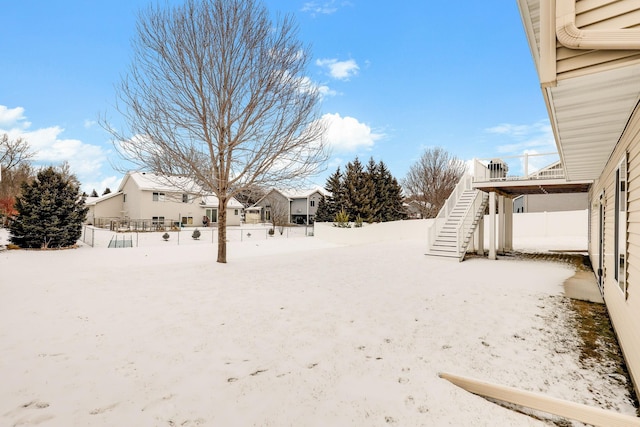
[524,152,529,178]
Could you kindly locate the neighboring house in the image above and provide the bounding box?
[517,0,640,396]
[85,171,243,228]
[248,187,326,225]
[404,200,431,219]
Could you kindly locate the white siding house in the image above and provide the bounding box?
[517,0,640,397]
[85,172,243,228]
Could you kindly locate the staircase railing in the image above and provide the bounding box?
[455,191,488,261]
[428,174,473,248]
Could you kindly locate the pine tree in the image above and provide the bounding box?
[323,167,343,220]
[314,195,331,222]
[102,187,112,195]
[343,158,369,221]
[376,161,405,221]
[90,189,98,197]
[365,157,382,222]
[9,167,88,248]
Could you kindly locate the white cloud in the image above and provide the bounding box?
[322,113,383,153]
[0,105,109,188]
[485,120,556,154]
[480,119,559,176]
[316,58,359,80]
[0,105,30,128]
[84,119,97,129]
[317,84,338,98]
[302,1,343,15]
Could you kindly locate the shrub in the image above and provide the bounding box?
[192,229,201,240]
[354,215,363,228]
[162,232,170,241]
[333,209,351,228]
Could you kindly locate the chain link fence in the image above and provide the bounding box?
[81,224,313,248]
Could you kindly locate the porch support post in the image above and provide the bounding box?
[476,215,485,256]
[489,192,496,260]
[498,195,505,254]
[505,197,513,252]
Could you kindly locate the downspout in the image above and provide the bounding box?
[556,0,640,50]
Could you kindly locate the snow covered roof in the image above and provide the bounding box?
[84,191,121,206]
[119,171,203,193]
[276,186,327,199]
[201,195,244,209]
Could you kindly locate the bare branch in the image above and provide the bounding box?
[402,147,466,218]
[0,134,34,171]
[101,0,328,262]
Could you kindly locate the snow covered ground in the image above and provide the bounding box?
[0,224,637,426]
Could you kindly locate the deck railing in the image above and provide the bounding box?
[455,191,488,261]
[473,152,563,183]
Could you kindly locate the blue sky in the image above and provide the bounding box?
[0,0,554,193]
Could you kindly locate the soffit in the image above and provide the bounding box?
[547,63,640,180]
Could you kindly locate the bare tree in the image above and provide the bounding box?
[0,135,35,225]
[402,147,466,218]
[234,184,267,208]
[264,192,290,235]
[1,134,34,175]
[103,0,327,263]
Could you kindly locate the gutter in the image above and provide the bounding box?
[556,0,640,50]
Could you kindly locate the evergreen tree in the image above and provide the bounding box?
[322,167,343,220]
[365,157,382,221]
[314,195,331,222]
[376,161,405,221]
[90,189,99,197]
[343,158,370,221]
[319,157,405,224]
[9,167,88,249]
[102,187,112,195]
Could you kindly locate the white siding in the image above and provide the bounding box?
[588,103,640,394]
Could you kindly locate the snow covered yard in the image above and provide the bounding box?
[0,229,637,426]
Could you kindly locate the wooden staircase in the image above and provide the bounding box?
[427,180,488,261]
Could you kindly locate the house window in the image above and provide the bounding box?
[153,192,165,202]
[265,210,271,221]
[181,216,193,225]
[123,193,127,202]
[205,208,218,223]
[310,200,315,207]
[182,193,189,203]
[234,209,239,215]
[614,155,628,298]
[152,216,165,229]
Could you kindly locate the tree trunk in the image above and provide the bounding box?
[217,197,228,263]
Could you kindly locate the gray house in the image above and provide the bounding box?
[247,187,326,225]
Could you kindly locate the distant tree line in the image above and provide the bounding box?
[315,157,405,223]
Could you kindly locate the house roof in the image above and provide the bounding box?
[283,186,328,199]
[201,195,244,209]
[114,171,242,208]
[84,191,121,206]
[118,171,202,193]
